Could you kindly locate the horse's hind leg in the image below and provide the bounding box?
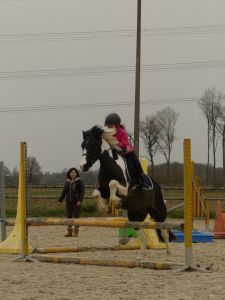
[136,229,148,260]
[160,229,170,259]
[92,189,108,216]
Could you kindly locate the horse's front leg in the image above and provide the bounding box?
[108,180,128,209]
[92,189,109,216]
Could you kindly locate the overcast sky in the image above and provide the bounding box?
[1,0,225,172]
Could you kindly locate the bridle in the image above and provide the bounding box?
[82,135,113,168]
[81,149,98,168]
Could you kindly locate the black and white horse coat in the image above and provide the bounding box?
[80,126,174,259]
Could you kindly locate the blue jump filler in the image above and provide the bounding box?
[172,230,213,243]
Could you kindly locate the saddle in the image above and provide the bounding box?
[112,149,153,191]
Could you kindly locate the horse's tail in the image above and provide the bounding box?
[150,177,177,242]
[156,229,177,242]
[168,230,177,241]
[151,178,167,219]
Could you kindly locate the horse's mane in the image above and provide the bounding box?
[102,126,118,147]
[87,125,118,147]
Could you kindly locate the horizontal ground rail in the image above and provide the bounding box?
[26,217,184,231]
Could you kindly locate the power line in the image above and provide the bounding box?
[1,60,225,79]
[1,24,225,43]
[0,97,207,114]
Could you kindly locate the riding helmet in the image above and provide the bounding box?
[104,113,121,126]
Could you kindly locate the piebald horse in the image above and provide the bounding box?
[80,126,174,259]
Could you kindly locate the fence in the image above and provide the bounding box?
[4,185,225,201]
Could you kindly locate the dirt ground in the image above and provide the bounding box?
[0,219,224,300]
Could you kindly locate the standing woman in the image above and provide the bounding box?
[58,167,85,237]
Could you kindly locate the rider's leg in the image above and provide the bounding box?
[125,152,150,190]
[124,153,140,185]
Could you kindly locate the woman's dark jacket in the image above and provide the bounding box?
[58,178,85,203]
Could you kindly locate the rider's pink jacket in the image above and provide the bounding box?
[115,127,134,153]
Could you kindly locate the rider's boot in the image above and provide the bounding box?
[140,174,151,192]
[141,184,151,192]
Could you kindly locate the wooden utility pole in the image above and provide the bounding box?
[134,0,142,156]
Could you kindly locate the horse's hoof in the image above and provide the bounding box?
[100,212,107,217]
[136,256,142,261]
[119,238,130,245]
[110,196,121,207]
[101,209,109,216]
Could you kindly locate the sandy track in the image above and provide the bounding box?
[0,220,224,300]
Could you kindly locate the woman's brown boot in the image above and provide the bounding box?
[73,227,79,237]
[64,227,73,237]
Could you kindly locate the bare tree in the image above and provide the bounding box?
[12,166,19,185]
[12,166,18,176]
[198,88,215,184]
[215,93,225,185]
[211,94,222,185]
[3,165,10,176]
[27,156,42,185]
[27,157,42,211]
[156,106,178,178]
[140,115,160,173]
[198,87,222,185]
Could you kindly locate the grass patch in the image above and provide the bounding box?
[5,198,99,218]
[168,210,184,219]
[4,186,221,219]
[168,209,216,219]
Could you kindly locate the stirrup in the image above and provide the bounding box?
[141,184,151,192]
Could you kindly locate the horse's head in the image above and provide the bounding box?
[80,125,117,172]
[80,126,103,172]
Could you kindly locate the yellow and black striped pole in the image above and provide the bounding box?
[177,139,210,272]
[13,142,36,262]
[20,142,28,257]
